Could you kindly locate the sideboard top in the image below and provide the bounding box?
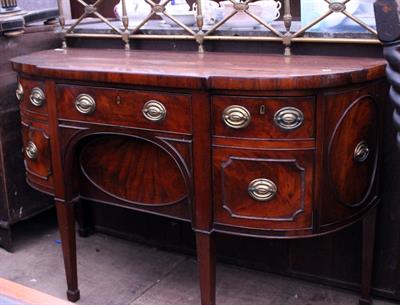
[11,48,386,91]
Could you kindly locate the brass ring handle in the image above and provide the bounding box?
[354,141,370,163]
[75,94,96,115]
[29,87,45,107]
[274,107,304,130]
[25,141,38,160]
[222,105,251,129]
[142,100,166,122]
[248,178,277,202]
[16,82,24,101]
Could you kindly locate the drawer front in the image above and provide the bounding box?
[213,147,314,231]
[20,117,54,194]
[57,85,192,134]
[212,95,315,139]
[17,78,48,116]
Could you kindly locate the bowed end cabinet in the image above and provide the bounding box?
[11,49,387,305]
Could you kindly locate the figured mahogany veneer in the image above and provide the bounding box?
[11,49,387,305]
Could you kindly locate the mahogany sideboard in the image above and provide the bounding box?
[11,48,387,305]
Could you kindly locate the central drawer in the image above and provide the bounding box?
[56,85,192,134]
[212,95,315,140]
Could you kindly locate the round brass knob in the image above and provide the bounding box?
[354,140,370,163]
[248,178,277,202]
[142,100,166,122]
[16,82,24,101]
[222,105,251,129]
[29,87,45,107]
[75,94,96,115]
[274,107,304,130]
[25,141,38,160]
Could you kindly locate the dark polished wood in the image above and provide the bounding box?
[11,49,387,304]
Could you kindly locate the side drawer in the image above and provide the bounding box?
[213,147,314,231]
[20,115,54,195]
[212,95,315,140]
[17,78,48,116]
[56,85,192,134]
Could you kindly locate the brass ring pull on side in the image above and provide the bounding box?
[25,141,38,160]
[16,82,24,101]
[248,178,277,202]
[29,87,45,107]
[142,100,166,122]
[222,105,251,129]
[75,94,96,115]
[354,140,370,163]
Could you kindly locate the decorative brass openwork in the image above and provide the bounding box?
[56,0,379,54]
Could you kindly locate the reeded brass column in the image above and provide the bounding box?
[283,0,292,56]
[57,0,67,48]
[121,0,130,50]
[195,0,205,53]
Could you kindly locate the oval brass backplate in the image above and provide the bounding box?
[222,105,251,129]
[16,82,24,101]
[248,178,277,202]
[274,107,304,130]
[75,94,96,115]
[25,141,38,160]
[142,100,166,122]
[354,140,370,163]
[29,87,45,107]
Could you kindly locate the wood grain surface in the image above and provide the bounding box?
[11,49,386,90]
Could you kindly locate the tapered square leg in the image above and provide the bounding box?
[196,232,216,305]
[55,200,80,302]
[359,206,377,305]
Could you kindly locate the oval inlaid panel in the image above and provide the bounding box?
[80,135,187,206]
[328,96,378,207]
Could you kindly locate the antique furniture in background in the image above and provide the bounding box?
[12,49,387,305]
[0,22,60,251]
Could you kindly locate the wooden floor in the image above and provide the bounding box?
[0,210,396,305]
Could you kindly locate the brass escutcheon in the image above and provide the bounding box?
[29,87,45,107]
[142,100,166,122]
[248,178,277,202]
[222,105,251,129]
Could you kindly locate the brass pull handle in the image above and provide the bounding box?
[29,87,45,107]
[75,94,96,115]
[248,178,277,202]
[16,82,24,101]
[274,107,304,130]
[222,105,251,129]
[25,141,38,160]
[142,100,166,122]
[354,141,370,163]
